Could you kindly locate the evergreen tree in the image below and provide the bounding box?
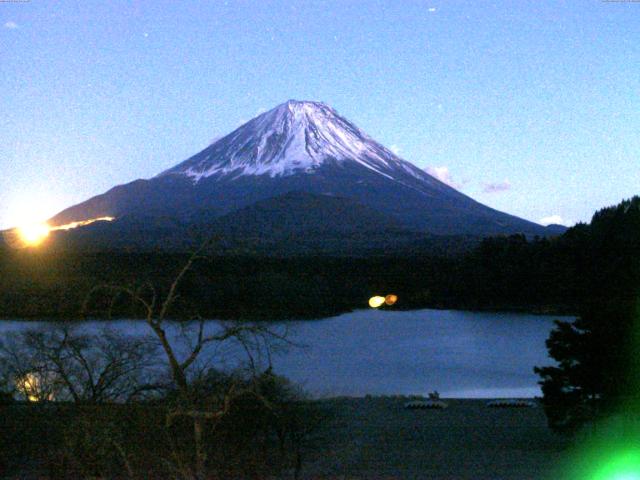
[535,197,640,432]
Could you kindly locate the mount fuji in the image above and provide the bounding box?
[50,100,557,247]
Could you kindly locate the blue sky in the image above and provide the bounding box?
[1,0,639,229]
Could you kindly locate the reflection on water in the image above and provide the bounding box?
[275,309,564,398]
[0,309,567,398]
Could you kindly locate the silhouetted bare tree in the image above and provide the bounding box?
[84,243,292,479]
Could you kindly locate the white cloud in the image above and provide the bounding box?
[425,166,462,189]
[4,21,18,30]
[389,144,402,155]
[428,7,437,13]
[539,215,568,226]
[482,180,511,193]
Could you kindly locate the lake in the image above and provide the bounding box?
[0,309,568,398]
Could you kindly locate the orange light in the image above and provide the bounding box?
[385,294,398,306]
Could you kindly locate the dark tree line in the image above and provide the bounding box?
[535,196,640,432]
[0,229,592,321]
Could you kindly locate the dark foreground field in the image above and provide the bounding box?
[1,397,571,480]
[305,397,570,480]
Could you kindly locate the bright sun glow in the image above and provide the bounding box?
[17,222,51,246]
[6,216,115,249]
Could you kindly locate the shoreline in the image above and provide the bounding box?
[0,304,577,323]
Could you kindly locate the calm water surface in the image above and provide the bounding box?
[0,309,568,398]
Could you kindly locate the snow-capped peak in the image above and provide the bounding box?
[160,100,452,193]
[160,100,433,185]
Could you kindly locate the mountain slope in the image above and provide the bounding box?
[51,100,553,238]
[214,191,401,237]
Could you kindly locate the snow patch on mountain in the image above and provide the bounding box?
[160,100,430,184]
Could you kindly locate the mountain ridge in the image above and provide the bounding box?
[50,100,559,242]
